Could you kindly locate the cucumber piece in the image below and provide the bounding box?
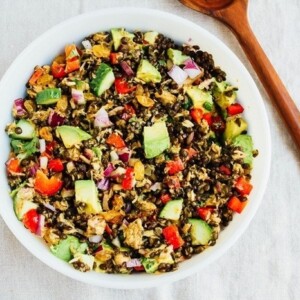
[36,88,61,105]
[186,86,213,112]
[9,120,35,140]
[141,258,159,273]
[90,63,115,96]
[159,199,183,221]
[188,218,212,245]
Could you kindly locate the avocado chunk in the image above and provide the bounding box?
[36,88,61,105]
[232,134,254,167]
[224,116,248,142]
[142,258,159,273]
[9,119,36,140]
[111,28,134,51]
[159,199,183,221]
[144,31,159,45]
[136,59,161,83]
[213,81,237,109]
[75,180,102,214]
[90,63,115,96]
[13,187,38,220]
[50,235,87,262]
[56,125,92,148]
[186,86,214,112]
[143,121,170,158]
[167,48,190,65]
[188,218,212,245]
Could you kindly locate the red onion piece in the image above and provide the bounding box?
[36,214,45,236]
[104,163,115,177]
[126,259,142,268]
[117,148,132,163]
[82,40,92,49]
[13,98,26,116]
[48,110,65,127]
[168,65,188,85]
[124,202,132,214]
[44,203,56,212]
[186,131,194,145]
[110,167,126,178]
[72,88,86,105]
[94,107,113,128]
[120,61,134,76]
[39,139,46,153]
[89,235,103,243]
[183,58,202,79]
[97,178,110,191]
[29,165,38,177]
[40,156,48,169]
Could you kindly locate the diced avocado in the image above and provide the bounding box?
[142,258,159,273]
[111,28,134,51]
[188,218,212,246]
[75,180,102,214]
[56,125,91,148]
[69,253,95,271]
[36,88,61,105]
[50,235,87,262]
[186,86,214,112]
[223,117,248,142]
[159,199,183,221]
[157,245,174,264]
[136,59,161,83]
[167,48,189,65]
[13,188,38,220]
[143,121,170,158]
[90,63,115,97]
[213,81,237,109]
[144,31,159,45]
[9,120,35,140]
[232,134,254,167]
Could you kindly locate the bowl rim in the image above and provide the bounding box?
[0,7,271,289]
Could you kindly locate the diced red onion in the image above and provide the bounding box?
[124,202,132,214]
[94,107,113,128]
[183,58,202,79]
[123,219,129,226]
[110,167,126,178]
[29,165,38,177]
[39,139,46,153]
[82,40,92,49]
[186,131,194,145]
[117,148,132,163]
[97,178,110,191]
[36,214,45,236]
[103,163,115,177]
[89,235,103,243]
[150,182,162,191]
[72,88,86,105]
[168,65,188,85]
[40,156,48,169]
[13,98,26,116]
[48,110,65,127]
[120,61,134,76]
[126,259,142,268]
[44,203,56,212]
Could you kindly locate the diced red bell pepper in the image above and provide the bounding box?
[166,176,181,189]
[219,165,232,175]
[23,209,39,233]
[64,44,81,74]
[160,194,172,204]
[115,77,136,94]
[235,177,253,196]
[34,170,63,196]
[46,141,57,154]
[227,103,244,116]
[190,108,203,124]
[211,115,225,132]
[29,68,44,85]
[106,133,126,149]
[122,104,136,120]
[197,207,214,221]
[65,44,80,60]
[6,158,22,175]
[134,265,145,272]
[162,225,184,250]
[48,159,64,172]
[110,52,120,65]
[165,158,184,175]
[65,57,80,74]
[122,167,135,190]
[105,224,113,235]
[227,196,247,213]
[185,148,198,160]
[202,113,213,126]
[51,61,67,78]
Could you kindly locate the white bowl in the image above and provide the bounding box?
[0,8,271,289]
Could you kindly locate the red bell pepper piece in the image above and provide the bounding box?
[166,176,181,189]
[134,265,145,272]
[65,57,80,74]
[227,196,247,213]
[160,194,172,204]
[197,207,214,221]
[64,44,81,74]
[46,141,57,154]
[227,103,244,116]
[185,148,198,160]
[29,68,44,85]
[110,52,120,65]
[211,115,225,133]
[23,209,39,233]
[162,225,184,250]
[51,61,67,78]
[165,158,184,175]
[235,177,253,196]
[106,133,126,149]
[6,158,22,175]
[122,167,135,190]
[190,108,203,124]
[115,77,136,94]
[122,104,136,120]
[34,170,63,196]
[105,224,113,235]
[219,165,231,175]
[202,113,213,126]
[48,159,64,172]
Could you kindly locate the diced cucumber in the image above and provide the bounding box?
[188,218,212,245]
[159,199,183,221]
[142,258,159,273]
[186,86,213,112]
[36,88,61,105]
[90,63,115,96]
[9,119,35,140]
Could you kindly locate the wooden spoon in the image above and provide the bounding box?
[179,0,300,149]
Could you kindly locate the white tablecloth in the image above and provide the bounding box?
[0,0,299,299]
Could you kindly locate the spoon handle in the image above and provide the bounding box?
[217,4,300,150]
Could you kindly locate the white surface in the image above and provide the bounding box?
[0,0,299,299]
[0,7,271,290]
